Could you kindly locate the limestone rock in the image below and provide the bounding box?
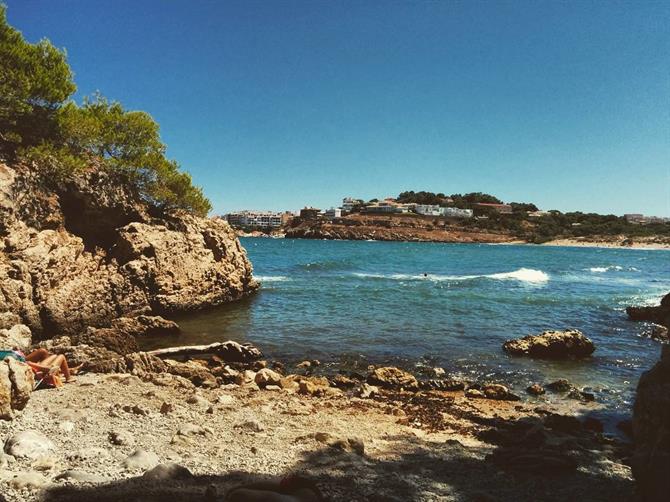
[76,327,139,355]
[111,315,180,337]
[503,329,595,359]
[163,359,217,388]
[0,162,257,336]
[0,358,34,419]
[122,449,159,470]
[6,357,33,410]
[633,345,670,501]
[367,366,419,390]
[4,431,55,459]
[0,324,31,351]
[255,368,282,388]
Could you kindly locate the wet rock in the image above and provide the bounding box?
[567,389,595,402]
[633,345,670,501]
[111,315,180,337]
[648,324,669,342]
[627,293,670,329]
[254,368,282,388]
[0,324,31,351]
[503,329,595,359]
[367,366,419,390]
[481,383,521,401]
[122,449,160,470]
[143,463,193,481]
[4,431,55,459]
[526,384,546,395]
[546,379,573,393]
[420,379,466,391]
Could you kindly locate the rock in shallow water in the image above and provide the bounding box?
[503,329,595,359]
[367,366,419,390]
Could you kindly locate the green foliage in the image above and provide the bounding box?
[510,202,538,212]
[449,192,503,206]
[396,191,449,206]
[0,5,75,151]
[0,6,211,216]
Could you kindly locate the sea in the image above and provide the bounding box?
[155,238,670,417]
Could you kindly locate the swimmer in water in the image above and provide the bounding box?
[423,273,428,278]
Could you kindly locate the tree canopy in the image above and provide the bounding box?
[0,6,211,216]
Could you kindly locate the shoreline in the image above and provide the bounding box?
[240,234,670,250]
[0,357,634,501]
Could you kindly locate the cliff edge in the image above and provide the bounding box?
[0,162,257,337]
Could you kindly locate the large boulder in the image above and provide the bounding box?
[0,162,258,337]
[633,345,670,501]
[627,293,670,330]
[367,366,419,390]
[503,329,595,359]
[0,358,34,420]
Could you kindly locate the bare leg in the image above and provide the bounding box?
[42,354,74,382]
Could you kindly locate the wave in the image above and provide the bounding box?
[352,267,549,284]
[256,275,290,282]
[587,266,639,273]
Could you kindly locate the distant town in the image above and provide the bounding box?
[221,193,669,231]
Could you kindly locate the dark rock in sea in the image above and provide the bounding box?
[0,162,257,337]
[567,389,595,402]
[626,293,670,330]
[546,379,574,393]
[526,383,546,395]
[503,329,595,359]
[420,379,467,391]
[632,345,670,501]
[367,366,419,390]
[647,324,669,342]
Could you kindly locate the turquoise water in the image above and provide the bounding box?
[169,238,669,412]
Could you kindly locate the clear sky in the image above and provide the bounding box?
[6,0,670,216]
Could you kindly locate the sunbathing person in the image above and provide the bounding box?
[25,348,78,383]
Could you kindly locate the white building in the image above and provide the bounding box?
[442,207,473,219]
[225,210,285,228]
[341,197,363,213]
[415,204,443,216]
[324,207,342,219]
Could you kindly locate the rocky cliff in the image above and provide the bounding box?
[0,162,257,337]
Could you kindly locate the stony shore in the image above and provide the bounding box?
[0,351,636,502]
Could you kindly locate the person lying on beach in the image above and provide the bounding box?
[25,348,79,383]
[226,475,322,502]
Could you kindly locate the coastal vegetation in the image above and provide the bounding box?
[0,6,210,216]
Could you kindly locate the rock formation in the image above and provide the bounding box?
[503,329,595,359]
[627,292,670,331]
[0,162,258,337]
[633,345,670,501]
[0,358,34,419]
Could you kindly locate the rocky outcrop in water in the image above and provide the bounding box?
[0,162,257,337]
[633,345,670,501]
[627,293,670,331]
[503,329,595,359]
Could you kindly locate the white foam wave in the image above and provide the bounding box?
[353,268,549,284]
[256,275,290,282]
[587,266,638,273]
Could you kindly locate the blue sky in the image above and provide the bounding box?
[6,1,670,216]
